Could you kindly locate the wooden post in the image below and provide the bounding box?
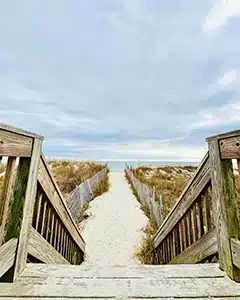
[5,137,42,280]
[208,139,240,281]
[0,157,16,246]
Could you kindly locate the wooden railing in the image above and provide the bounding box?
[207,130,240,281]
[153,152,216,264]
[0,124,85,281]
[125,166,164,228]
[153,129,240,282]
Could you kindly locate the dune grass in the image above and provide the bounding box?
[49,160,107,196]
[131,166,197,216]
[125,170,156,264]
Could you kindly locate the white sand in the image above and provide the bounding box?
[81,170,148,266]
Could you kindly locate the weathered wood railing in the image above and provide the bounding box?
[125,166,164,228]
[153,152,216,265]
[67,167,108,223]
[153,129,240,282]
[0,124,85,281]
[207,130,240,281]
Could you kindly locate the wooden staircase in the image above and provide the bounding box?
[0,263,240,298]
[1,124,240,299]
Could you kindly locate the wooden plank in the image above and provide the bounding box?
[208,139,240,281]
[21,263,224,278]
[28,227,69,265]
[231,238,240,270]
[0,129,33,157]
[0,157,16,245]
[38,156,85,253]
[0,123,44,140]
[206,129,240,142]
[34,192,43,231]
[0,238,17,278]
[219,136,240,159]
[13,138,42,280]
[169,229,217,264]
[5,158,31,241]
[203,189,211,232]
[154,152,210,248]
[0,276,240,298]
[40,200,47,236]
[1,298,240,300]
[191,204,197,243]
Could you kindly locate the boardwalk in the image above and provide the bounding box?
[81,170,148,266]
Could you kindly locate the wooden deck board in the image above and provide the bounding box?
[0,264,240,298]
[22,263,224,278]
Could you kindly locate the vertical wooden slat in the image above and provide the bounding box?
[182,218,187,250]
[198,197,204,237]
[172,229,176,258]
[179,221,183,253]
[195,201,202,240]
[53,218,58,249]
[203,189,211,232]
[0,157,16,245]
[208,139,240,281]
[45,206,51,241]
[191,204,197,243]
[35,192,43,232]
[40,200,47,237]
[185,212,191,247]
[50,213,55,246]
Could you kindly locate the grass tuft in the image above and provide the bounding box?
[125,170,157,264]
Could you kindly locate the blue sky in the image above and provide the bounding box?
[0,0,240,161]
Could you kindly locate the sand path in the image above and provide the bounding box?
[81,170,148,266]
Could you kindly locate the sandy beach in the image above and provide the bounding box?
[81,170,148,266]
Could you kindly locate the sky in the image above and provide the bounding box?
[0,0,240,162]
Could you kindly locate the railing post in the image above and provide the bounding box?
[5,137,42,280]
[207,138,240,281]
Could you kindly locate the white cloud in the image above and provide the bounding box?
[203,0,240,33]
[45,137,206,162]
[217,70,237,86]
[190,101,240,129]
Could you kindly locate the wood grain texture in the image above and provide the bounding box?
[208,139,240,281]
[28,227,69,265]
[154,152,210,248]
[14,138,42,280]
[169,229,217,264]
[231,238,240,270]
[206,129,240,142]
[0,275,240,298]
[38,156,85,253]
[0,129,33,157]
[0,123,44,140]
[219,136,240,159]
[0,157,16,245]
[0,238,17,278]
[5,158,30,242]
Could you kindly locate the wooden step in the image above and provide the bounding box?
[0,263,240,299]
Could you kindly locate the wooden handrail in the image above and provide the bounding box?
[0,124,85,281]
[153,152,214,264]
[33,154,85,263]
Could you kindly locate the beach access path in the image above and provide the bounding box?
[81,169,148,266]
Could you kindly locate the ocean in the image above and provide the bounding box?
[97,161,200,169]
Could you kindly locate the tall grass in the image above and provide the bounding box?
[125,170,156,264]
[131,166,196,216]
[49,160,106,196]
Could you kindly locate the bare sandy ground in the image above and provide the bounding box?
[81,170,148,266]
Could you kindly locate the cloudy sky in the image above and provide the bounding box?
[0,0,240,161]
